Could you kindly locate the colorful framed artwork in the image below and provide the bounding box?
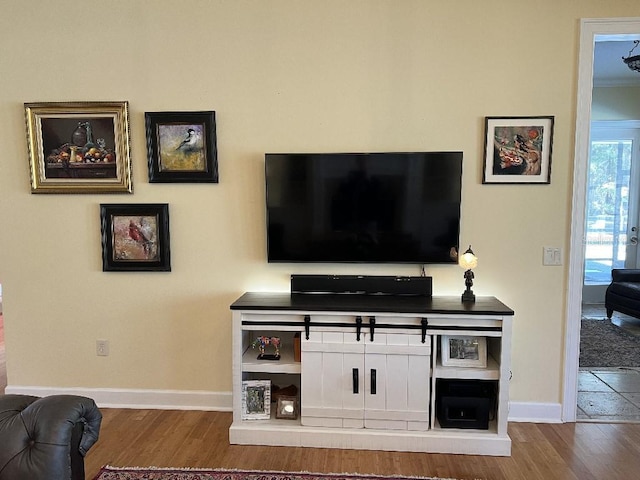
[145,111,218,183]
[482,116,554,184]
[441,335,487,368]
[241,380,271,420]
[100,203,171,272]
[24,101,132,193]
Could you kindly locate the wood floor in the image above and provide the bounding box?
[85,409,640,480]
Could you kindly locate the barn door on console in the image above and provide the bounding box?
[300,329,365,428]
[363,332,431,431]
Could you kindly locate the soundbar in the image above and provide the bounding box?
[291,274,432,297]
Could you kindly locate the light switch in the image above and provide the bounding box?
[543,247,562,266]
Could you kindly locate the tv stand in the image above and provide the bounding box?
[230,292,514,456]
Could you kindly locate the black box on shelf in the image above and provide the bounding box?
[436,379,496,430]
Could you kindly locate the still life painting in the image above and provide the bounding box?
[145,111,218,183]
[25,101,132,193]
[483,116,554,184]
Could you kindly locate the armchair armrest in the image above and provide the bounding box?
[611,269,640,283]
[0,394,102,480]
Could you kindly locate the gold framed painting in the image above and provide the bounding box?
[25,101,132,193]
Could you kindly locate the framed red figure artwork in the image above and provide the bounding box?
[482,116,554,184]
[100,204,171,272]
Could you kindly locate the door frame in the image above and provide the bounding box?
[564,17,640,422]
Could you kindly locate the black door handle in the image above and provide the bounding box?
[371,369,377,395]
[352,368,359,394]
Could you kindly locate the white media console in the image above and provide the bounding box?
[230,292,514,456]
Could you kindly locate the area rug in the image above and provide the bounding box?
[580,318,640,367]
[92,467,462,480]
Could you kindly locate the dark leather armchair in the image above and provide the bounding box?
[0,394,102,480]
[605,269,640,320]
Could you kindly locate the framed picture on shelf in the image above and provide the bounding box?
[275,395,298,420]
[441,335,487,368]
[242,380,271,420]
[100,203,171,272]
[24,101,132,193]
[482,116,554,184]
[145,111,218,183]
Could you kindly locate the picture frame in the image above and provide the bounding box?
[100,203,171,272]
[275,395,298,420]
[441,335,487,368]
[241,380,271,420]
[482,116,554,184]
[145,111,218,183]
[25,101,132,193]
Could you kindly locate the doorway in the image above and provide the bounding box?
[579,123,640,421]
[583,123,640,304]
[565,18,640,423]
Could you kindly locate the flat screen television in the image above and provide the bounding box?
[265,152,463,263]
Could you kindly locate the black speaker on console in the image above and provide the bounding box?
[436,379,496,430]
[291,274,432,296]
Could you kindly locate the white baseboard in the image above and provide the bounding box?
[508,401,563,423]
[4,386,562,423]
[4,385,232,411]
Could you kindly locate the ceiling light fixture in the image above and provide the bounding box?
[622,40,640,73]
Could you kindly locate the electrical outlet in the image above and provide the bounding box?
[96,339,109,356]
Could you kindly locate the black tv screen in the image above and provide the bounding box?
[265,152,463,263]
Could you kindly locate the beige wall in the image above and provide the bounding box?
[592,86,640,120]
[2,1,640,406]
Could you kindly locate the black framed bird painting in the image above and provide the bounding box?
[145,111,218,183]
[100,203,171,272]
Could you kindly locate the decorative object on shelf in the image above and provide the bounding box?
[24,101,132,193]
[441,335,487,368]
[482,116,554,184]
[275,395,298,420]
[459,245,477,302]
[100,204,171,272]
[251,335,281,360]
[145,111,218,183]
[271,384,298,404]
[623,40,640,73]
[241,380,271,420]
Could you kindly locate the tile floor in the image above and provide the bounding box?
[579,303,640,422]
[578,367,640,421]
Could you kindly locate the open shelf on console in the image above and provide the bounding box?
[434,354,500,380]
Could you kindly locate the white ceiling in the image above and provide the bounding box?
[593,40,640,87]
